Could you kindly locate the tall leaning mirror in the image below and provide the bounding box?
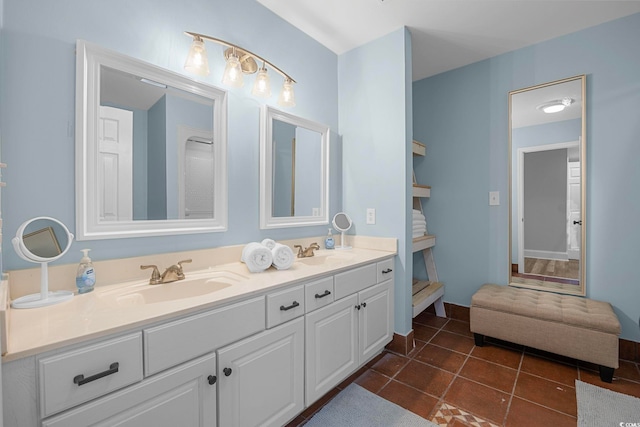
[76,40,228,240]
[509,75,586,296]
[260,106,329,229]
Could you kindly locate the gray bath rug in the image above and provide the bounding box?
[305,383,438,427]
[576,379,640,426]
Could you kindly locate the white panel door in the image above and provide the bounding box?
[184,138,214,219]
[305,294,358,405]
[217,317,304,427]
[567,160,581,260]
[359,279,394,363]
[98,106,133,221]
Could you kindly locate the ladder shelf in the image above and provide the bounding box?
[411,140,445,318]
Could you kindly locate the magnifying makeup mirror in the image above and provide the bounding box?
[332,212,352,250]
[11,217,75,309]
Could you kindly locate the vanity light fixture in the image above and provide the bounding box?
[184,31,296,107]
[537,97,574,114]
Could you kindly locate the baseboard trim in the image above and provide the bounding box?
[386,330,415,356]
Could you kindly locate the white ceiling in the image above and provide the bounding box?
[257,0,640,81]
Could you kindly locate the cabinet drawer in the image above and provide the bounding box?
[305,276,334,313]
[39,333,143,418]
[266,285,305,328]
[334,263,377,300]
[43,352,217,427]
[144,296,265,376]
[377,258,394,283]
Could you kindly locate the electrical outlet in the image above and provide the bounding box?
[489,191,500,206]
[366,208,376,224]
[312,207,319,216]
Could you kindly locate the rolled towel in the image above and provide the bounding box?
[271,243,295,270]
[241,242,273,273]
[261,238,276,250]
[413,230,426,238]
[413,219,427,226]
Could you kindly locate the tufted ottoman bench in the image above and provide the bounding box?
[470,284,621,382]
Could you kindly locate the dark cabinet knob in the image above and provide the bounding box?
[223,367,232,376]
[208,375,217,385]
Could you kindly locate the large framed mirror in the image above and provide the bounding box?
[76,40,228,240]
[260,106,329,229]
[509,75,586,296]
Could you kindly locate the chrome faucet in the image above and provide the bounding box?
[294,243,320,258]
[140,259,192,285]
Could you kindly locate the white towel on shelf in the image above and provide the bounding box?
[413,231,426,238]
[241,242,273,273]
[413,219,427,227]
[412,227,427,234]
[261,238,276,250]
[271,243,295,270]
[412,209,422,215]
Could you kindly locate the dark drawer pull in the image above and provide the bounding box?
[382,268,393,274]
[73,362,119,386]
[280,301,300,311]
[315,290,331,299]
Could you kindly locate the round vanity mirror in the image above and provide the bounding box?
[11,217,75,309]
[332,212,352,250]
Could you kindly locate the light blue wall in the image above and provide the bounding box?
[0,0,339,270]
[413,12,640,341]
[339,28,413,335]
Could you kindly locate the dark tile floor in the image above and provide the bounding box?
[288,311,640,427]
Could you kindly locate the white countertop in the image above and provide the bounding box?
[3,244,396,362]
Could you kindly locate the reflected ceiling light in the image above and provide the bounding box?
[184,31,296,107]
[537,97,574,114]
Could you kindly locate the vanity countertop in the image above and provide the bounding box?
[2,244,396,362]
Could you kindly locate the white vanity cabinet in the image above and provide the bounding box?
[3,254,395,427]
[217,317,304,427]
[305,259,394,405]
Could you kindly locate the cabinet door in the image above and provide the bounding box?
[305,294,358,405]
[43,353,217,427]
[217,317,304,427]
[359,279,394,363]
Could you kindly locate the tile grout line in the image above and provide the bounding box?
[501,346,525,426]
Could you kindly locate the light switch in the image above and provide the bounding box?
[489,191,500,206]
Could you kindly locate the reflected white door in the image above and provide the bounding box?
[98,106,133,221]
[567,160,581,260]
[184,139,214,219]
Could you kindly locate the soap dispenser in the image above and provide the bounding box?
[76,249,96,294]
[325,228,335,250]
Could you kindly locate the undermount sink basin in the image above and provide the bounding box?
[101,271,246,307]
[296,251,355,266]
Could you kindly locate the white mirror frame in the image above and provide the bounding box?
[259,105,330,229]
[75,40,228,240]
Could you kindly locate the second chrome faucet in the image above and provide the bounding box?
[140,259,192,285]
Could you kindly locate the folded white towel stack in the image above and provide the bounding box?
[271,243,295,270]
[241,242,273,273]
[412,210,427,238]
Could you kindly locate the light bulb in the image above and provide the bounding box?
[278,78,296,107]
[252,66,272,98]
[184,38,210,76]
[222,51,244,88]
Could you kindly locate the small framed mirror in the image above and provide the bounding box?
[332,212,352,250]
[509,75,586,296]
[11,217,75,308]
[76,40,228,240]
[260,106,329,229]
